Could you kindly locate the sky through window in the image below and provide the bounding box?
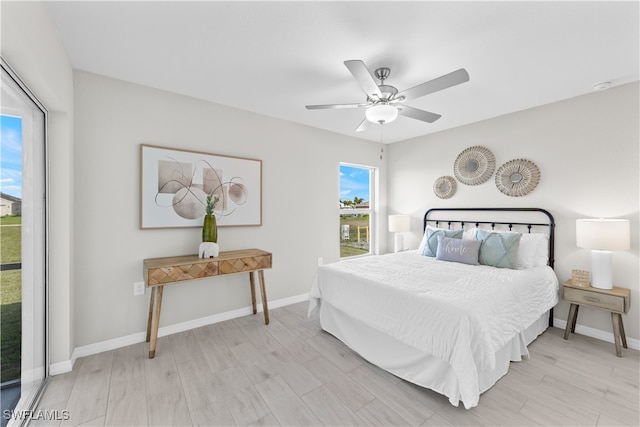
[340,164,369,203]
[0,115,23,199]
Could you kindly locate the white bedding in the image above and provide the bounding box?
[308,250,559,407]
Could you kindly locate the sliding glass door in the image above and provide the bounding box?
[1,57,48,426]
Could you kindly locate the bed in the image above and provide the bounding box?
[308,208,559,409]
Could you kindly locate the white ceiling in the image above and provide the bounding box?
[46,1,639,144]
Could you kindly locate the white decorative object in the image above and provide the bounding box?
[389,214,410,253]
[495,158,541,197]
[198,242,220,258]
[576,218,630,289]
[453,146,496,186]
[433,176,456,199]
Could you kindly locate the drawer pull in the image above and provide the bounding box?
[584,296,601,303]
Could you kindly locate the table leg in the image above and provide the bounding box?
[619,314,627,349]
[570,305,579,333]
[249,271,257,315]
[258,269,269,325]
[148,286,164,359]
[611,312,622,357]
[564,303,578,340]
[146,285,155,342]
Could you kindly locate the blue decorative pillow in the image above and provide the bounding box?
[422,228,463,257]
[476,230,522,269]
[435,236,480,265]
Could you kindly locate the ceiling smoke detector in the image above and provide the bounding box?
[592,81,612,91]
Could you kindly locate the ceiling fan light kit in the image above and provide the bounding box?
[305,59,469,132]
[365,104,398,124]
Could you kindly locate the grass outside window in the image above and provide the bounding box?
[340,214,370,258]
[1,215,21,382]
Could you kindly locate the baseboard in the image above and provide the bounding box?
[50,293,310,375]
[49,360,73,376]
[553,317,640,350]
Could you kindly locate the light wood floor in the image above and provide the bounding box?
[36,302,639,426]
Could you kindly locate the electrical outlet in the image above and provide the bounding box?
[133,281,145,296]
[317,257,323,266]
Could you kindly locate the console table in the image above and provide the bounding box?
[143,248,272,358]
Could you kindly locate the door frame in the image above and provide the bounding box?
[1,56,50,420]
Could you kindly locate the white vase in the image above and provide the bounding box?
[198,242,220,258]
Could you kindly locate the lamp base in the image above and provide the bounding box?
[591,250,613,289]
[394,233,404,253]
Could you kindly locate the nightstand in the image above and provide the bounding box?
[563,279,630,357]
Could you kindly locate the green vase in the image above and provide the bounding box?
[202,214,217,243]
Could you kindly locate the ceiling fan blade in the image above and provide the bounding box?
[305,103,368,110]
[397,68,469,101]
[355,118,371,132]
[397,105,442,123]
[344,60,383,99]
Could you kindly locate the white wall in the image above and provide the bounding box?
[4,1,637,370]
[387,82,640,342]
[1,1,75,367]
[72,71,387,347]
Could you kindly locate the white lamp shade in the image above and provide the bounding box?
[389,215,410,233]
[576,219,630,251]
[366,104,398,124]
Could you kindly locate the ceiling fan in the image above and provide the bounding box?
[305,60,469,132]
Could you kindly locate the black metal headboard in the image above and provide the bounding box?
[423,208,556,327]
[423,207,556,269]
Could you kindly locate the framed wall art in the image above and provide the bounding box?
[140,144,262,229]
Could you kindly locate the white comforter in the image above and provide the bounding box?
[308,251,558,405]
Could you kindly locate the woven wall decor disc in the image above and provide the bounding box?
[453,146,496,185]
[433,176,456,199]
[495,158,541,197]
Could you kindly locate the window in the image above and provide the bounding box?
[339,163,375,258]
[1,57,48,419]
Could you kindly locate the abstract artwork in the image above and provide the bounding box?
[140,144,261,228]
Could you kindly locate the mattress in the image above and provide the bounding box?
[308,250,559,408]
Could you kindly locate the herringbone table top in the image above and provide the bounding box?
[144,249,272,286]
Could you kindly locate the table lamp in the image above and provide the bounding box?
[389,214,410,253]
[576,218,630,289]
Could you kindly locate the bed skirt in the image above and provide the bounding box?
[317,301,549,409]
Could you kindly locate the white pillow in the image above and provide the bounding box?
[517,233,537,269]
[511,232,549,268]
[530,233,550,267]
[462,227,478,240]
[417,226,431,252]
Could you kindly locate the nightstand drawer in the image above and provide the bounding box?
[564,287,625,313]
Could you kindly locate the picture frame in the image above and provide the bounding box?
[571,269,591,287]
[140,144,262,229]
